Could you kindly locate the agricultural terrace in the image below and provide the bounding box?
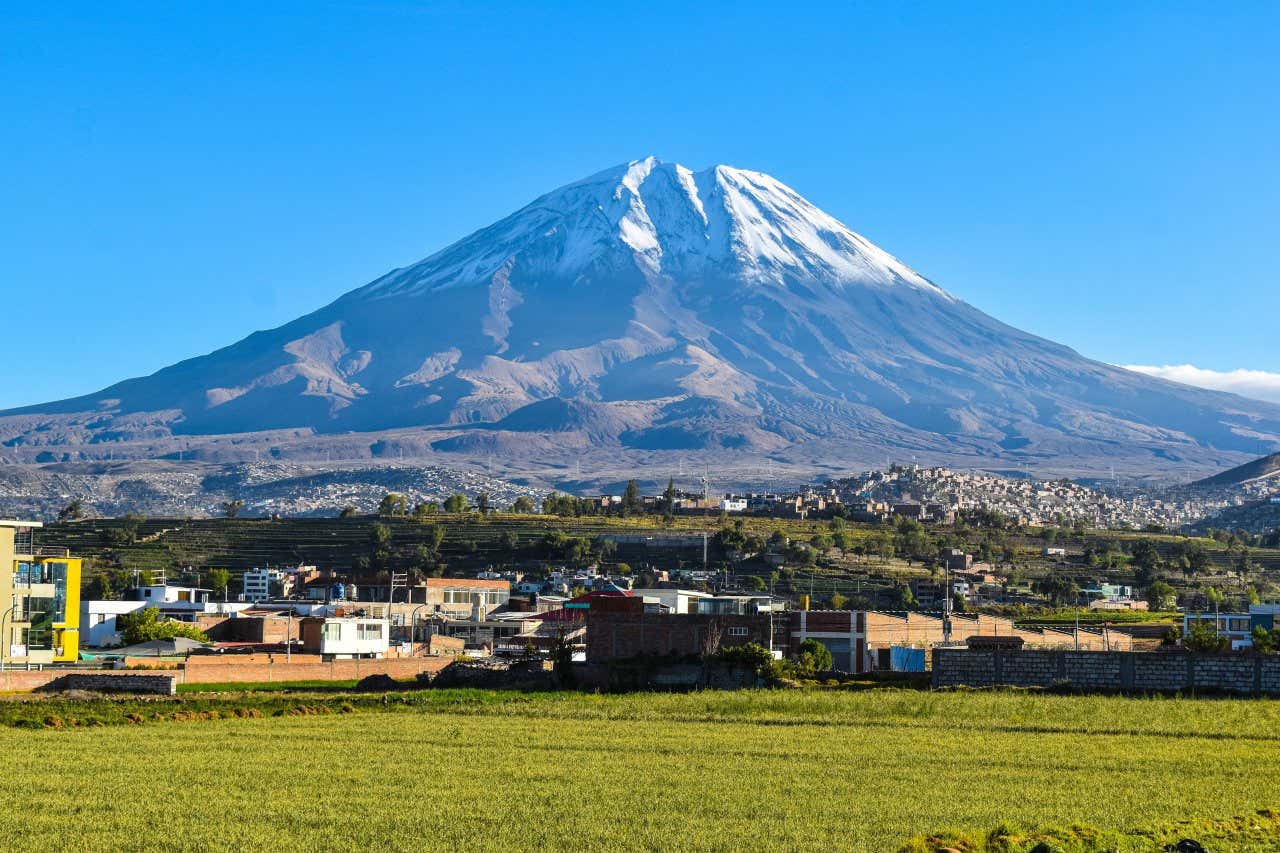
[41,512,1280,616]
[4,688,1280,851]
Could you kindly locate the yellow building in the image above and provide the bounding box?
[1,520,81,665]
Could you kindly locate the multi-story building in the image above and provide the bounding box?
[1,520,82,665]
[362,577,511,617]
[242,567,285,603]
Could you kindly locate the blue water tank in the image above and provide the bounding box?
[331,582,346,601]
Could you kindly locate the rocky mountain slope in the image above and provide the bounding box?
[3,157,1279,478]
[1191,452,1280,490]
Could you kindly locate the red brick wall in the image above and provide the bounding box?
[180,654,454,684]
[586,612,772,662]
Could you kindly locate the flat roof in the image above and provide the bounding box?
[0,520,43,529]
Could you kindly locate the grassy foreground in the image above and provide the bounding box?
[3,689,1280,851]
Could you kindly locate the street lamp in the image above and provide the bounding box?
[408,603,431,654]
[0,603,19,674]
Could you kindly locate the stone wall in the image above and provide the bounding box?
[933,648,1280,695]
[35,673,177,695]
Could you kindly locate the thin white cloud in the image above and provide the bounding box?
[1124,364,1280,404]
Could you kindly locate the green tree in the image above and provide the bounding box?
[378,493,407,517]
[745,575,767,592]
[719,642,773,677]
[1184,619,1228,653]
[116,608,210,646]
[88,570,119,600]
[662,477,677,520]
[120,513,145,545]
[426,524,445,556]
[339,506,359,519]
[369,523,393,570]
[206,568,231,601]
[499,530,519,553]
[221,499,245,519]
[510,495,536,514]
[1130,539,1160,572]
[412,501,438,519]
[58,499,86,521]
[1145,580,1177,612]
[476,492,491,515]
[621,479,642,515]
[1251,625,1278,655]
[443,494,469,513]
[1033,575,1079,607]
[797,638,834,673]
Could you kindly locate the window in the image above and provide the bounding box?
[357,622,383,641]
[727,626,749,638]
[322,622,343,641]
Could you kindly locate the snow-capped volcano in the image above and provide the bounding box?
[3,157,1279,477]
[353,157,947,300]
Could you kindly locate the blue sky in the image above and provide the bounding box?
[3,1,1278,409]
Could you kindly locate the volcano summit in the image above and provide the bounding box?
[4,157,1278,478]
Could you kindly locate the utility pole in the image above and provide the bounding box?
[942,562,953,645]
[389,572,408,608]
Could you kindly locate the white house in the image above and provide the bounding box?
[80,600,147,647]
[81,583,253,648]
[301,617,389,659]
[631,588,713,614]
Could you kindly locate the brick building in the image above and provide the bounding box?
[585,597,773,663]
[787,610,865,673]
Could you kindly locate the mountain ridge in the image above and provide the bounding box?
[3,157,1279,477]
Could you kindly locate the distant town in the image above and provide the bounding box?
[5,452,1279,695]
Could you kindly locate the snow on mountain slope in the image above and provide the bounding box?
[2,157,1279,477]
[348,157,947,300]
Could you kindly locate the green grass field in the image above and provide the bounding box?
[4,688,1280,851]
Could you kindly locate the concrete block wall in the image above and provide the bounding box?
[38,673,177,695]
[1131,654,1188,691]
[934,648,1280,696]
